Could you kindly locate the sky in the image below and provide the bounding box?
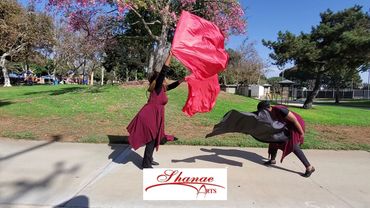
[18,0,370,83]
[227,0,370,83]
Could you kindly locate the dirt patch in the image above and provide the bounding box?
[0,112,212,142]
[120,81,148,88]
[107,104,128,113]
[218,91,248,103]
[122,80,148,85]
[311,124,370,145]
[0,115,122,142]
[166,120,212,139]
[1,113,370,146]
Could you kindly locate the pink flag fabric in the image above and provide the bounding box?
[172,10,228,79]
[182,74,220,116]
[172,11,228,116]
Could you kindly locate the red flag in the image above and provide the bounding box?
[172,11,228,116]
[172,11,228,79]
[182,74,220,116]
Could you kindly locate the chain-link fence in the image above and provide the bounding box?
[235,85,370,100]
[297,89,370,99]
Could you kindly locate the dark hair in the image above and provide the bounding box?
[147,71,159,92]
[148,71,159,83]
[257,101,270,111]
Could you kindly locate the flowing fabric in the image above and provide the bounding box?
[182,74,220,116]
[171,10,228,116]
[127,87,174,150]
[205,109,289,143]
[206,106,305,162]
[171,11,228,79]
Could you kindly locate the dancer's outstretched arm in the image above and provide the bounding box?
[166,78,185,91]
[154,52,172,94]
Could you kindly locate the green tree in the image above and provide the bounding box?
[263,6,370,108]
[104,36,150,82]
[104,8,188,82]
[49,0,246,73]
[324,68,363,102]
[283,65,363,102]
[0,0,54,87]
[167,58,188,80]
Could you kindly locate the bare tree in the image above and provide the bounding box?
[223,40,265,85]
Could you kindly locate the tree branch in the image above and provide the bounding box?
[129,6,159,41]
[8,43,27,56]
[119,36,151,40]
[107,8,118,14]
[147,20,161,25]
[131,21,140,25]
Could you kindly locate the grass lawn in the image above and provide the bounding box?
[1,84,369,151]
[314,99,370,109]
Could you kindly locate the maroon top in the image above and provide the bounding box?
[127,86,174,150]
[269,105,305,162]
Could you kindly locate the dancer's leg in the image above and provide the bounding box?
[142,139,156,168]
[293,144,315,177]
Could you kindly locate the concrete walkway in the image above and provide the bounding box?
[0,138,369,208]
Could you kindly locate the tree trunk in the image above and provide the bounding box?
[148,50,155,74]
[101,67,104,86]
[335,87,340,104]
[113,70,117,83]
[90,71,94,85]
[22,63,26,72]
[83,60,86,85]
[134,69,138,81]
[149,17,170,73]
[125,68,129,82]
[53,67,57,79]
[154,37,170,72]
[1,53,12,87]
[303,74,321,109]
[26,61,29,72]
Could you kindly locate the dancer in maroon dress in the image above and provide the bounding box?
[258,101,316,177]
[127,52,185,168]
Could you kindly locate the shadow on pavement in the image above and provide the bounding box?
[267,164,302,175]
[172,147,302,175]
[0,161,80,204]
[107,135,129,144]
[171,148,265,167]
[107,135,142,169]
[0,135,62,162]
[54,195,89,208]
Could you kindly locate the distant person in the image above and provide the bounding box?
[127,51,185,169]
